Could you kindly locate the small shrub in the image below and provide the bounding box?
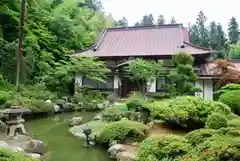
[97,120,147,143]
[102,107,130,122]
[185,129,217,146]
[228,119,240,128]
[205,113,227,130]
[137,135,191,161]
[149,93,172,100]
[126,91,148,111]
[0,148,36,161]
[219,90,240,115]
[31,99,54,113]
[0,91,12,106]
[195,135,240,161]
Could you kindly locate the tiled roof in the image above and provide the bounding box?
[71,24,215,57]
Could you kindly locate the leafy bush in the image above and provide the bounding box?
[0,148,37,161]
[0,91,12,106]
[102,107,130,122]
[228,119,240,128]
[219,90,240,115]
[148,93,172,100]
[136,135,191,161]
[31,99,54,113]
[185,129,217,146]
[147,96,231,129]
[97,120,147,143]
[126,91,148,111]
[205,113,227,129]
[214,83,240,96]
[194,136,240,161]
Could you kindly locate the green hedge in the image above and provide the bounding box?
[147,96,232,129]
[205,113,228,130]
[97,120,147,143]
[136,135,191,161]
[219,90,240,115]
[101,107,130,122]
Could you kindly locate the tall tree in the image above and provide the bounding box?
[134,22,141,26]
[209,21,218,50]
[170,16,176,24]
[189,24,200,45]
[228,17,239,44]
[157,14,165,25]
[141,14,154,26]
[196,11,209,48]
[115,17,128,27]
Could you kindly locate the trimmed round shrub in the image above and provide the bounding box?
[31,99,54,113]
[228,119,240,128]
[97,120,147,143]
[195,136,240,161]
[219,90,240,115]
[147,96,231,129]
[136,134,191,161]
[126,91,148,111]
[102,107,130,122]
[185,129,217,146]
[205,113,228,130]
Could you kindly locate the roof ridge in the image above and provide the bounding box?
[107,24,183,31]
[183,41,215,51]
[93,28,108,51]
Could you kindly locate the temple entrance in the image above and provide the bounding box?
[120,77,139,97]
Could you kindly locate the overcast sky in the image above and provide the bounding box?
[101,0,240,32]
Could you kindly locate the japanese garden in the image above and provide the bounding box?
[1,0,240,161]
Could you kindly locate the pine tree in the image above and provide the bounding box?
[170,16,176,24]
[115,17,128,27]
[196,11,209,48]
[228,17,239,44]
[189,24,200,45]
[157,14,165,25]
[141,14,154,26]
[209,21,218,49]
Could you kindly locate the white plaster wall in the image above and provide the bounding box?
[75,75,82,86]
[114,74,120,89]
[204,79,213,100]
[148,78,156,92]
[195,79,213,100]
[195,79,204,98]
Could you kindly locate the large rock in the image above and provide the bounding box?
[21,140,45,155]
[93,114,102,121]
[0,141,24,153]
[69,117,83,126]
[69,120,105,140]
[117,151,136,161]
[108,144,125,159]
[25,153,41,160]
[53,105,61,113]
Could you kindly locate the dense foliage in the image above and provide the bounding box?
[167,52,200,96]
[147,96,231,129]
[219,90,240,115]
[0,0,111,87]
[205,113,228,130]
[125,59,163,94]
[136,135,191,161]
[101,107,130,122]
[97,120,147,143]
[0,149,37,161]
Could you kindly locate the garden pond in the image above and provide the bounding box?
[25,112,110,161]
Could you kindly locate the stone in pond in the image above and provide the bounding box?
[97,103,104,109]
[53,105,61,113]
[25,153,41,159]
[21,140,45,155]
[93,114,102,121]
[108,144,125,159]
[0,141,24,153]
[117,151,136,161]
[69,117,83,126]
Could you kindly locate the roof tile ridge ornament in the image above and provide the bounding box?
[93,28,108,51]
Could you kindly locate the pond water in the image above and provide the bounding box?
[25,112,110,161]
